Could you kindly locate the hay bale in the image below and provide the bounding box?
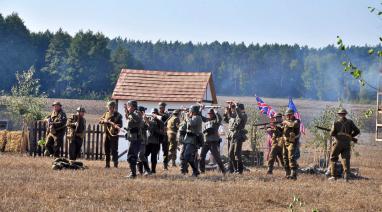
[0,131,22,152]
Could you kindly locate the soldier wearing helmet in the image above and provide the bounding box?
[329,108,360,181]
[67,107,86,162]
[158,102,171,170]
[136,106,152,176]
[166,109,181,167]
[45,101,67,158]
[266,112,284,175]
[281,108,301,180]
[99,101,123,168]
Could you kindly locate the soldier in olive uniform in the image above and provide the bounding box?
[266,112,284,175]
[99,101,123,168]
[199,109,225,174]
[167,109,181,167]
[158,102,171,170]
[137,106,151,175]
[145,108,165,174]
[282,108,301,180]
[179,105,203,177]
[45,101,67,158]
[67,107,86,161]
[124,100,143,178]
[329,108,360,181]
[223,102,248,174]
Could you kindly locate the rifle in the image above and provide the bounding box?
[315,125,358,143]
[253,121,282,127]
[203,105,221,109]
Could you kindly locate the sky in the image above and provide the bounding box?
[0,0,381,48]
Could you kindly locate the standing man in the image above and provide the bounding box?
[45,101,67,158]
[223,102,248,174]
[99,101,123,168]
[67,107,86,162]
[180,105,203,177]
[329,108,360,181]
[158,102,171,170]
[266,113,284,175]
[167,109,181,167]
[145,108,165,174]
[199,109,225,175]
[282,108,301,180]
[137,106,151,175]
[124,100,143,179]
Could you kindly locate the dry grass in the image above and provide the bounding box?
[0,142,381,211]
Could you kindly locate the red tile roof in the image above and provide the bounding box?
[112,69,217,103]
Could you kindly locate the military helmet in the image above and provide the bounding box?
[285,108,294,115]
[158,102,167,108]
[190,105,200,113]
[52,101,62,106]
[76,106,86,113]
[151,108,159,115]
[127,100,138,108]
[207,109,215,114]
[107,101,116,107]
[237,103,245,110]
[337,108,348,114]
[138,105,147,112]
[274,112,283,117]
[172,109,181,115]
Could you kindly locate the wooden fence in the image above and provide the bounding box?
[27,121,106,160]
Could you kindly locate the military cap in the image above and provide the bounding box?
[337,108,348,114]
[107,101,116,107]
[285,108,294,115]
[151,108,159,114]
[190,105,200,113]
[127,100,138,108]
[138,105,147,112]
[52,101,62,106]
[207,109,215,114]
[237,103,245,110]
[158,102,167,108]
[172,109,181,115]
[76,107,86,113]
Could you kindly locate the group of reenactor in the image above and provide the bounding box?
[43,100,360,181]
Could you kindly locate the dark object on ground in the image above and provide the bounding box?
[299,163,368,180]
[52,158,88,170]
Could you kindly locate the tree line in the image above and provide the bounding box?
[0,13,380,101]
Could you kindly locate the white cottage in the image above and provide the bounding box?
[111,69,218,160]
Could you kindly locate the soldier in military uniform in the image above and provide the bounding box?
[45,101,67,158]
[137,106,151,175]
[282,108,301,180]
[124,100,143,178]
[199,109,225,174]
[158,102,171,170]
[223,102,248,174]
[266,112,284,175]
[67,107,86,162]
[167,109,181,167]
[145,108,165,174]
[99,101,123,168]
[329,108,360,181]
[179,105,203,177]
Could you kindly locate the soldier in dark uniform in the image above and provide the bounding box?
[144,108,165,174]
[158,102,170,170]
[199,109,225,174]
[266,112,284,175]
[179,105,203,177]
[282,108,301,180]
[137,106,151,175]
[67,107,86,162]
[329,108,360,181]
[224,102,248,174]
[124,100,143,178]
[99,101,123,168]
[167,109,181,167]
[45,101,67,158]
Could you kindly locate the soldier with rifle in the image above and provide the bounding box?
[167,109,181,167]
[99,101,123,168]
[45,101,67,158]
[158,102,171,170]
[137,106,151,176]
[67,106,86,162]
[266,112,284,175]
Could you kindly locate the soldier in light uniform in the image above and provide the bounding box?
[45,101,67,158]
[199,109,226,174]
[282,108,301,180]
[329,108,360,181]
[167,109,181,167]
[144,108,165,174]
[158,102,171,170]
[99,101,123,168]
[67,107,86,162]
[223,102,248,174]
[266,112,284,175]
[124,100,143,179]
[137,106,151,175]
[179,105,203,177]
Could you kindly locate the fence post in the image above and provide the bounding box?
[86,125,91,159]
[95,125,100,160]
[100,125,104,160]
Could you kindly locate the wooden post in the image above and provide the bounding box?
[91,125,95,160]
[100,125,104,160]
[86,125,91,159]
[95,125,100,160]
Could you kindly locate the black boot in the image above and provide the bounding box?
[285,168,291,178]
[151,162,157,174]
[163,162,168,170]
[290,168,297,180]
[137,162,144,175]
[105,161,110,168]
[114,162,118,168]
[143,161,151,175]
[189,161,200,177]
[127,163,137,179]
[267,166,273,175]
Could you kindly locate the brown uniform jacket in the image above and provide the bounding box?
[330,117,360,143]
[47,110,67,135]
[67,114,86,139]
[100,111,123,136]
